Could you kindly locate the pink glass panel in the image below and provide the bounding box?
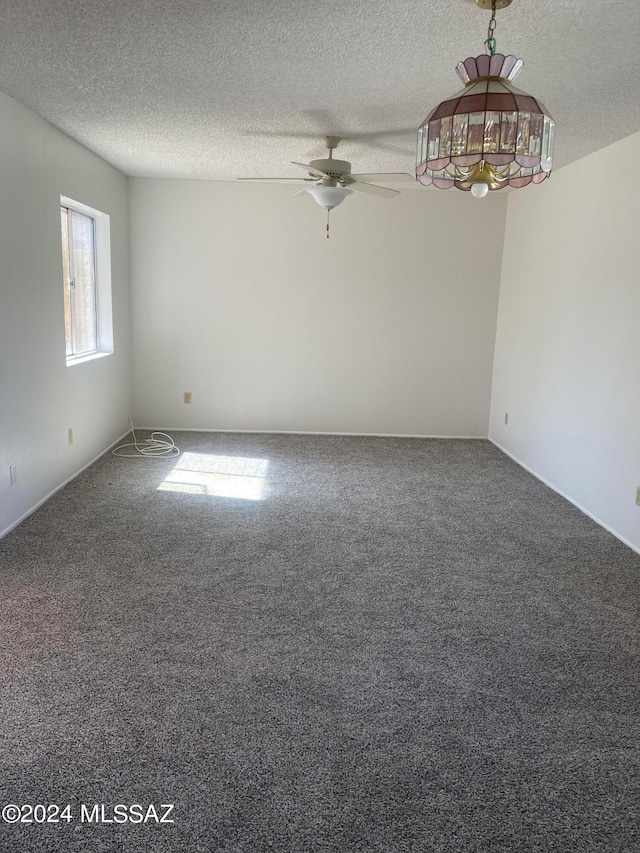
[456,62,470,84]
[489,53,504,76]
[501,55,518,79]
[455,94,488,114]
[432,98,462,120]
[416,162,427,177]
[451,153,482,167]
[515,154,539,169]
[483,111,500,153]
[430,102,447,121]
[427,157,451,171]
[433,178,455,189]
[417,173,433,186]
[500,111,517,153]
[484,153,513,166]
[427,119,440,161]
[476,54,491,77]
[454,181,471,191]
[508,176,533,188]
[487,93,517,111]
[515,95,539,113]
[451,114,469,156]
[439,116,452,158]
[516,112,531,155]
[464,57,479,80]
[467,113,484,154]
[532,172,549,183]
[510,59,524,79]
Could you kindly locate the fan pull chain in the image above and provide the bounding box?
[326,209,330,239]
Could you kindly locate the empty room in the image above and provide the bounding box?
[0,1,639,851]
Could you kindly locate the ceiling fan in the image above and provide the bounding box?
[238,136,415,236]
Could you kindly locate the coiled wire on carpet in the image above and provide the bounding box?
[112,418,180,458]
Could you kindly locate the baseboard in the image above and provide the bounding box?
[140,427,488,440]
[489,437,640,557]
[0,428,131,540]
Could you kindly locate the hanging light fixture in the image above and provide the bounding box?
[416,0,555,197]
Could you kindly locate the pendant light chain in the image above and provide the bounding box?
[485,0,497,55]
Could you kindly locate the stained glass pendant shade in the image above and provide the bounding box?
[416,2,555,195]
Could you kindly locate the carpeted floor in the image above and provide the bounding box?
[0,432,638,852]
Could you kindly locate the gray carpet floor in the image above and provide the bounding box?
[0,432,638,853]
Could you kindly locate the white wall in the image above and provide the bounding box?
[130,180,507,437]
[490,131,640,553]
[0,92,131,537]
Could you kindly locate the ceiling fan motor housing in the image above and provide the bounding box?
[309,158,352,180]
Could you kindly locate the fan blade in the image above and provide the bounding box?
[293,187,311,196]
[347,182,400,199]
[291,161,332,179]
[237,177,310,182]
[351,173,416,183]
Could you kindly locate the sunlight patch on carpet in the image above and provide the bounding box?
[158,452,269,500]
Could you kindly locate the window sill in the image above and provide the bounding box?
[66,350,113,367]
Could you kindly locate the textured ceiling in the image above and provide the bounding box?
[0,0,638,181]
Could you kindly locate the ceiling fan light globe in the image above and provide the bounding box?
[306,186,353,209]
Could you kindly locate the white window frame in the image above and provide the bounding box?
[61,196,113,365]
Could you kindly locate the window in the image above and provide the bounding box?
[60,197,113,364]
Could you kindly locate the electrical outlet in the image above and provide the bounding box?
[68,427,73,445]
[9,464,17,485]
[183,392,192,404]
[636,486,640,507]
[504,412,509,426]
